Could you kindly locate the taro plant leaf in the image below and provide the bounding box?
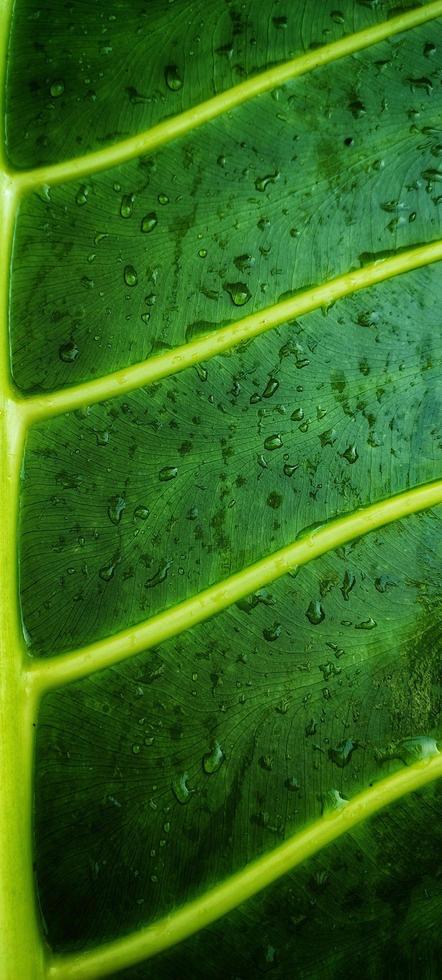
[0,2,441,979]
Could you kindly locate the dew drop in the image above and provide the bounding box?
[264,433,283,451]
[306,600,325,625]
[165,64,183,91]
[75,186,88,206]
[134,505,150,520]
[342,444,359,464]
[124,265,138,287]
[120,193,135,218]
[141,212,158,233]
[203,741,224,774]
[107,495,126,525]
[50,79,65,97]
[59,340,79,363]
[224,282,251,306]
[159,466,178,482]
[172,772,191,804]
[328,738,357,768]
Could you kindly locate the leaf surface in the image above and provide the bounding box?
[0,2,441,979]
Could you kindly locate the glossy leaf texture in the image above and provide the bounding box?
[2,1,442,978]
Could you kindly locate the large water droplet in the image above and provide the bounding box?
[203,741,224,774]
[223,282,251,307]
[108,495,126,525]
[159,466,178,482]
[165,64,183,91]
[120,193,135,218]
[124,265,138,287]
[328,738,357,768]
[306,600,325,625]
[172,772,191,804]
[264,433,283,451]
[141,212,158,233]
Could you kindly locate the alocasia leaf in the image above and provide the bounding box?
[0,1,441,978]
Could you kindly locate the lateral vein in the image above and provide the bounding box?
[21,239,442,424]
[46,752,442,980]
[10,0,442,192]
[29,479,442,694]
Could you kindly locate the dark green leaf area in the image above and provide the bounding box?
[34,511,441,950]
[6,0,420,168]
[115,780,442,980]
[20,266,441,656]
[10,21,442,390]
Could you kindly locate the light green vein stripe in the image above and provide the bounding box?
[29,479,442,693]
[11,0,442,192]
[21,239,442,424]
[47,752,442,980]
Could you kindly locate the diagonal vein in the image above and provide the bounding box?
[46,751,442,980]
[10,0,442,192]
[28,479,442,694]
[21,239,442,424]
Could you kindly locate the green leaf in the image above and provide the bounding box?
[0,2,441,979]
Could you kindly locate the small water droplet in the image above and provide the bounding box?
[321,789,348,814]
[59,340,79,363]
[203,741,224,774]
[99,560,116,582]
[107,495,126,525]
[328,738,357,768]
[75,186,88,206]
[255,170,280,192]
[341,571,356,600]
[141,212,158,233]
[224,282,251,306]
[172,772,191,804]
[159,466,178,482]
[120,193,135,218]
[262,378,279,398]
[264,433,283,451]
[50,79,65,97]
[165,64,183,91]
[124,265,138,287]
[319,428,337,447]
[355,617,377,630]
[342,444,359,464]
[134,505,150,520]
[306,600,325,625]
[158,193,169,205]
[145,560,172,589]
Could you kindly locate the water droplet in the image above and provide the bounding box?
[355,617,377,630]
[283,463,298,477]
[306,600,325,625]
[141,212,158,233]
[158,193,169,205]
[291,407,304,421]
[424,41,436,57]
[319,428,337,447]
[328,738,357,768]
[50,79,65,97]
[224,282,251,306]
[383,736,439,766]
[99,560,116,582]
[234,253,255,272]
[255,170,280,192]
[96,430,109,447]
[172,772,191,804]
[342,444,359,464]
[165,64,183,91]
[321,789,348,814]
[132,743,141,755]
[264,433,283,451]
[259,755,273,771]
[124,265,138,287]
[263,622,281,642]
[145,560,172,589]
[203,741,224,774]
[159,466,178,482]
[198,248,207,258]
[285,776,300,791]
[134,505,150,520]
[75,186,88,206]
[107,495,126,525]
[341,571,356,600]
[305,718,317,736]
[120,193,135,218]
[59,340,79,363]
[263,378,279,398]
